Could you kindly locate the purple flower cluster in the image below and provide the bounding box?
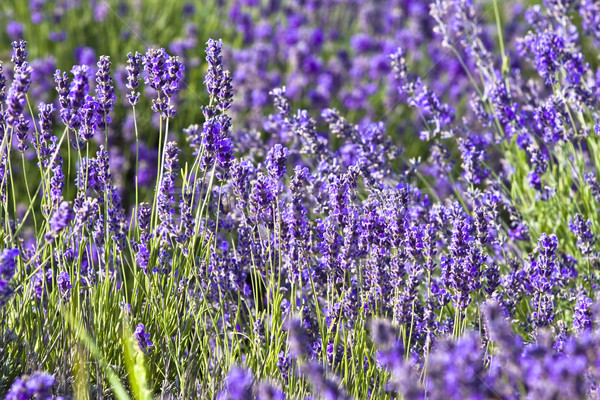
[125,51,142,106]
[440,207,484,310]
[54,65,89,133]
[6,1,600,398]
[45,201,73,241]
[5,372,62,400]
[157,142,179,240]
[57,271,71,301]
[6,42,32,140]
[95,55,115,124]
[134,323,153,354]
[35,102,56,167]
[371,300,600,399]
[135,202,152,272]
[569,213,597,257]
[192,38,236,176]
[0,248,19,307]
[143,48,184,119]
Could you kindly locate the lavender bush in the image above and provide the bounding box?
[2,0,600,399]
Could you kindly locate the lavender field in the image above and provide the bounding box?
[2,0,600,398]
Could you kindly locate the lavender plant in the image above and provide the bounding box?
[3,0,600,399]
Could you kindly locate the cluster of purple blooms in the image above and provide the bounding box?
[5,372,63,400]
[4,0,478,194]
[4,0,600,398]
[0,248,19,307]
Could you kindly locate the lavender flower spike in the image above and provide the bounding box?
[45,201,74,241]
[11,39,28,71]
[95,55,115,125]
[5,61,32,128]
[126,51,142,106]
[0,248,19,307]
[134,323,153,354]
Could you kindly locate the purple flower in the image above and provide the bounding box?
[134,323,153,354]
[390,48,454,140]
[371,319,424,399]
[107,186,127,251]
[49,155,64,207]
[585,172,600,203]
[69,66,90,111]
[138,202,152,242]
[482,300,523,356]
[300,361,350,400]
[6,372,56,400]
[249,174,276,224]
[29,0,45,23]
[256,383,285,400]
[157,142,179,239]
[77,96,100,142]
[580,0,600,46]
[95,55,115,125]
[458,135,490,185]
[0,248,19,307]
[133,142,158,187]
[176,189,195,253]
[410,78,455,140]
[57,271,72,301]
[200,115,234,174]
[164,55,184,98]
[216,366,253,400]
[529,233,559,294]
[526,233,561,328]
[518,28,588,87]
[531,293,556,328]
[205,38,224,97]
[136,243,150,273]
[266,144,289,181]
[48,30,67,42]
[531,96,568,143]
[143,48,168,91]
[488,80,519,134]
[182,2,195,17]
[11,40,28,70]
[55,65,90,130]
[277,351,290,383]
[143,48,183,118]
[73,197,98,234]
[126,51,142,106]
[390,48,409,95]
[440,207,483,310]
[183,124,202,153]
[74,46,96,68]
[54,69,69,113]
[93,1,109,21]
[270,86,291,117]
[35,102,55,167]
[218,70,233,112]
[285,318,311,359]
[569,213,596,256]
[573,294,593,333]
[83,146,111,195]
[6,22,24,41]
[230,160,254,210]
[5,377,28,400]
[14,114,30,152]
[527,146,549,196]
[45,201,73,241]
[426,332,495,399]
[0,61,6,105]
[6,61,32,128]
